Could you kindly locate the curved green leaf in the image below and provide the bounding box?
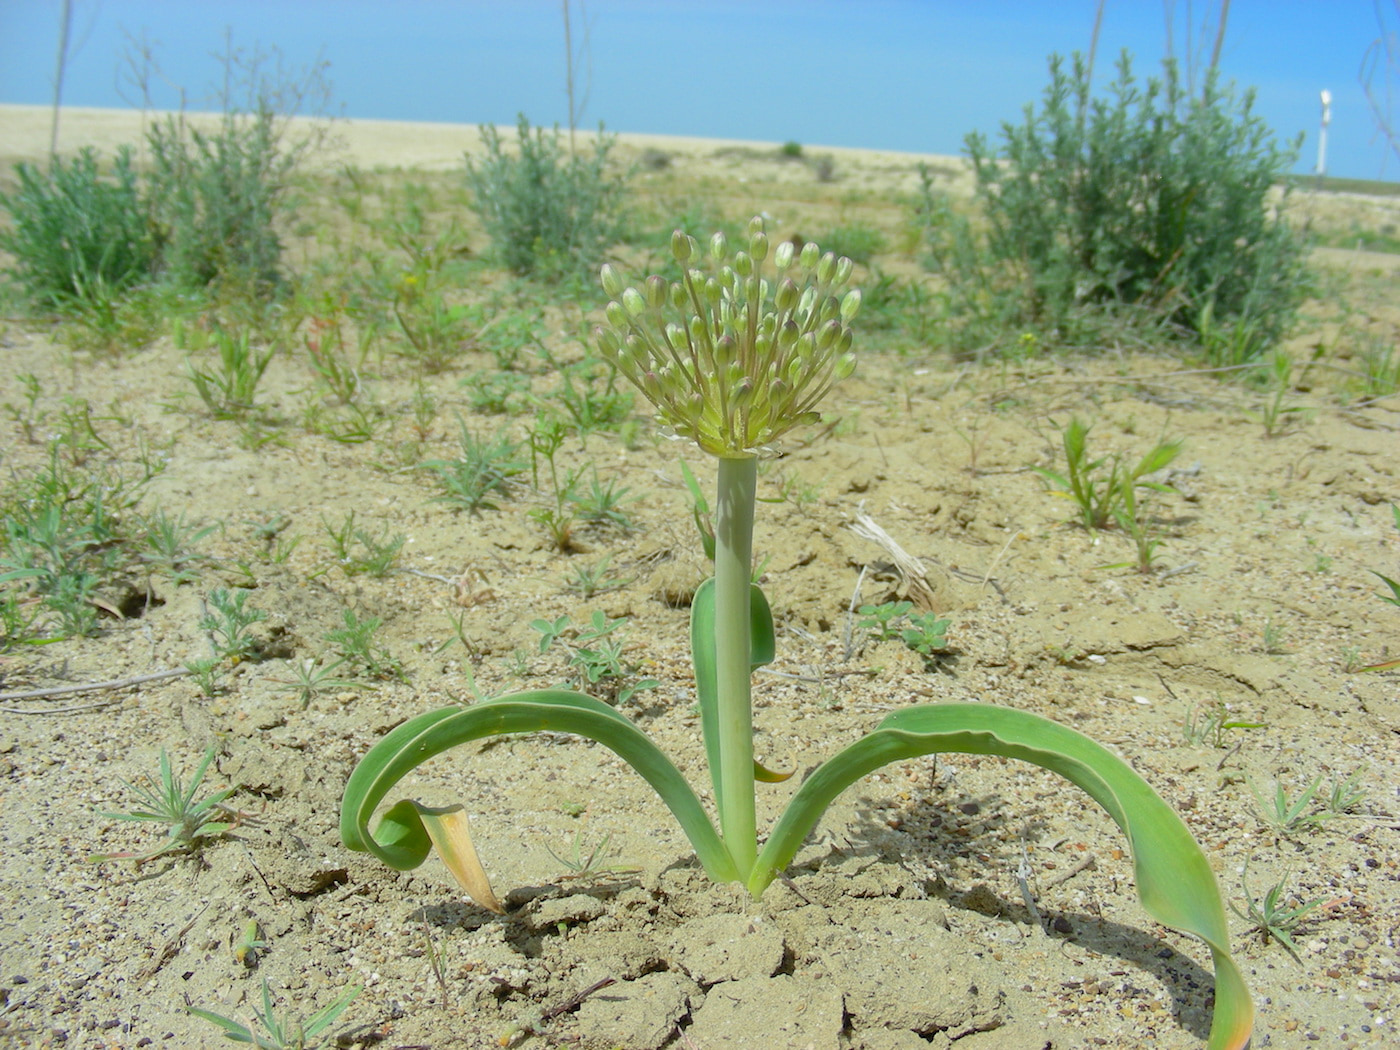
[690,577,777,803]
[340,689,738,884]
[750,703,1253,1050]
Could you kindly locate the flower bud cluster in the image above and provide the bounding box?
[595,216,861,457]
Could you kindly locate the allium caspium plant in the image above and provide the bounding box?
[340,217,1252,1048]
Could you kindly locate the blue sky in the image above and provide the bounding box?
[1,1,1395,180]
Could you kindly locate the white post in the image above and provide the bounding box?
[1317,89,1332,176]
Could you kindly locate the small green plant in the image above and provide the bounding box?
[779,140,804,158]
[89,748,236,862]
[527,412,580,551]
[1182,700,1263,748]
[1250,768,1365,837]
[189,979,360,1049]
[1232,866,1332,963]
[465,114,628,279]
[466,370,531,415]
[201,588,268,662]
[532,610,659,705]
[326,608,401,679]
[390,228,477,374]
[1372,570,1400,608]
[321,510,405,577]
[857,602,949,663]
[271,657,372,708]
[546,829,639,881]
[186,328,275,420]
[679,460,716,561]
[857,600,913,642]
[139,508,216,585]
[423,425,526,513]
[901,610,952,659]
[564,555,631,599]
[1252,350,1306,437]
[340,219,1253,1048]
[1261,617,1287,654]
[570,469,636,532]
[1035,418,1182,533]
[232,918,269,966]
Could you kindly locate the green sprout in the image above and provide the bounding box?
[90,748,236,862]
[189,979,360,1049]
[339,217,1254,1049]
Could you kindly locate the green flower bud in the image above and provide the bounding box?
[671,229,692,264]
[841,288,862,323]
[622,287,647,318]
[670,282,688,311]
[800,241,820,269]
[778,319,800,349]
[709,231,727,262]
[817,318,841,351]
[594,324,619,356]
[600,263,623,299]
[835,256,854,286]
[774,239,795,270]
[646,274,668,309]
[834,353,856,381]
[734,251,753,278]
[665,322,687,351]
[715,333,737,369]
[749,231,769,264]
[605,300,629,329]
[817,251,836,286]
[775,277,799,313]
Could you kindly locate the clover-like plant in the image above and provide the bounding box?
[340,218,1253,1048]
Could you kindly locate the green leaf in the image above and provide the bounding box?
[749,702,1253,1050]
[690,576,777,803]
[340,688,739,884]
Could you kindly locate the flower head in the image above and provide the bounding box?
[595,216,860,457]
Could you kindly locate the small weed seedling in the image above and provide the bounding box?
[532,610,659,705]
[321,510,405,577]
[189,979,360,1050]
[564,555,632,599]
[1232,866,1333,963]
[90,748,235,862]
[139,508,216,585]
[1250,770,1364,838]
[326,609,402,679]
[424,424,525,514]
[1035,418,1181,533]
[1372,570,1400,608]
[272,657,373,708]
[546,829,640,881]
[233,918,268,967]
[185,327,275,420]
[1183,700,1264,749]
[200,588,268,662]
[858,601,950,664]
[679,459,716,561]
[340,219,1254,1048]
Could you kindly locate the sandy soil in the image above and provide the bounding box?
[0,105,1398,1049]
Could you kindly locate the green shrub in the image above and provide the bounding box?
[145,107,296,294]
[0,147,157,308]
[465,114,628,279]
[929,51,1309,359]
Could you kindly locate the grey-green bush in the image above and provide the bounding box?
[0,147,157,308]
[465,114,628,279]
[145,108,295,294]
[927,51,1310,360]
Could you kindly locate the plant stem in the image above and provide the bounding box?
[714,453,758,876]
